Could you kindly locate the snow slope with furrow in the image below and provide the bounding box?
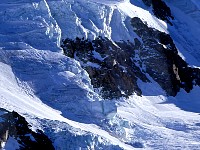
[0,0,200,149]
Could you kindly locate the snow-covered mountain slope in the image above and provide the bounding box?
[165,0,200,66]
[0,0,200,149]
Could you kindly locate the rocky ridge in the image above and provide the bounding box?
[1,0,200,149]
[131,17,200,95]
[61,17,200,99]
[0,108,54,150]
[61,37,149,99]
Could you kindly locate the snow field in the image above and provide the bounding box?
[0,0,200,149]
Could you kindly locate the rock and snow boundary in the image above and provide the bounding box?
[0,0,200,149]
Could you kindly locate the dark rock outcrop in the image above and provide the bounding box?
[142,0,174,25]
[131,17,200,96]
[142,0,152,6]
[61,18,200,99]
[61,37,149,99]
[0,109,54,150]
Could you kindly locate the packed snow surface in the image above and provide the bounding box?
[0,0,200,149]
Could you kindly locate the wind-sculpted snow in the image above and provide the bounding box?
[0,0,61,51]
[0,0,200,149]
[0,0,127,149]
[47,0,168,42]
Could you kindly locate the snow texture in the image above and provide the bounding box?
[0,0,200,149]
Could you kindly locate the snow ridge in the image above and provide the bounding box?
[0,0,200,149]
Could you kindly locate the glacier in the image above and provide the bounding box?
[0,0,200,149]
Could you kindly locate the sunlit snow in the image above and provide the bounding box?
[0,0,200,149]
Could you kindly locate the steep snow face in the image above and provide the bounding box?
[0,0,128,149]
[47,0,167,42]
[0,0,118,121]
[164,0,200,66]
[0,0,61,51]
[47,0,114,40]
[0,0,200,149]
